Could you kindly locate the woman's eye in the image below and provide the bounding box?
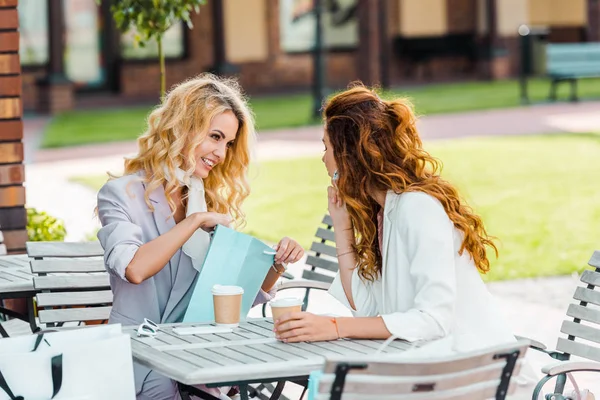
[226,142,234,149]
[211,134,220,140]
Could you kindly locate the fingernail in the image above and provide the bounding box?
[282,339,287,343]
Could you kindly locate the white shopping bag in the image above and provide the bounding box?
[0,324,135,400]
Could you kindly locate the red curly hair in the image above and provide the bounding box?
[324,83,497,282]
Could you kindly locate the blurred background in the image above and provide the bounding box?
[1,0,600,395]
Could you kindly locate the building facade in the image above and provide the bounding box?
[17,0,600,113]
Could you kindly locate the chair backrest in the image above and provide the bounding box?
[313,340,530,400]
[303,214,339,284]
[556,250,600,362]
[26,241,104,259]
[546,43,600,77]
[30,255,112,327]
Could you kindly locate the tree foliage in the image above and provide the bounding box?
[97,0,206,97]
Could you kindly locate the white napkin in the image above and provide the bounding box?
[165,166,211,272]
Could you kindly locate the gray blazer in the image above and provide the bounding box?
[97,172,274,394]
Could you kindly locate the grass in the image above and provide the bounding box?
[43,78,600,148]
[71,133,600,281]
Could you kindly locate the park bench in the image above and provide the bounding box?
[263,214,336,318]
[529,250,600,399]
[546,43,600,102]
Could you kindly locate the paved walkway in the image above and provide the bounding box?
[22,101,600,396]
[28,100,600,164]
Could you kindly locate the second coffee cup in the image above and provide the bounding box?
[212,284,244,327]
[269,297,303,322]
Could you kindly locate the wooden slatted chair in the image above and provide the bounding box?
[26,240,104,259]
[29,254,112,331]
[529,250,600,399]
[310,340,530,400]
[253,216,338,400]
[266,214,337,316]
[25,241,109,331]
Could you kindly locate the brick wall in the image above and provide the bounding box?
[19,0,531,109]
[0,0,27,254]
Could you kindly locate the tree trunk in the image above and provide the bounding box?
[158,35,166,99]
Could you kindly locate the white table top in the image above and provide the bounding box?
[127,319,412,386]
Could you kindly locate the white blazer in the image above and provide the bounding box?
[328,191,517,356]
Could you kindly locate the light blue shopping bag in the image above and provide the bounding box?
[183,225,275,323]
[306,370,323,400]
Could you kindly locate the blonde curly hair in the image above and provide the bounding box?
[122,73,256,225]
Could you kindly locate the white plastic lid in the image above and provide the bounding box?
[269,297,303,308]
[212,284,244,296]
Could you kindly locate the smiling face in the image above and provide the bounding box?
[193,110,239,179]
[321,130,338,178]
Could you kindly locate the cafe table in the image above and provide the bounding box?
[0,255,36,323]
[126,318,412,400]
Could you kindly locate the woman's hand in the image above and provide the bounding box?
[274,237,304,265]
[274,312,339,342]
[194,212,232,232]
[327,185,350,228]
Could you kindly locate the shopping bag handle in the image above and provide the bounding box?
[0,354,62,400]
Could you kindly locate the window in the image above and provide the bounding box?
[121,23,185,60]
[64,0,104,87]
[18,0,49,65]
[280,0,358,52]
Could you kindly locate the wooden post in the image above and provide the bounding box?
[35,0,74,114]
[0,0,28,314]
[588,0,600,42]
[357,0,381,86]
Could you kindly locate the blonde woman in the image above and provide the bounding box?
[274,84,518,357]
[97,74,304,400]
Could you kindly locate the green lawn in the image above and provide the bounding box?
[71,133,600,281]
[43,78,600,148]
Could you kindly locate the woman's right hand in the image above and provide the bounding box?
[194,212,232,232]
[327,186,350,229]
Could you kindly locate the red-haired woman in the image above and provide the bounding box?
[274,83,518,356]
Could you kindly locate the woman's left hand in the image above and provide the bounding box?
[274,312,339,343]
[274,237,304,265]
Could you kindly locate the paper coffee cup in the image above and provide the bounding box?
[212,285,244,327]
[269,297,303,321]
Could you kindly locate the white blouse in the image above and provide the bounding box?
[328,191,517,356]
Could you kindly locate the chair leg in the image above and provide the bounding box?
[549,80,558,101]
[179,386,193,400]
[532,374,571,400]
[301,289,311,312]
[553,373,568,397]
[0,323,8,338]
[532,375,555,400]
[27,297,39,333]
[268,381,286,400]
[178,383,222,400]
[570,79,578,102]
[240,384,250,400]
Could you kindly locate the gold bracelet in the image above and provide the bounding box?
[271,263,285,275]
